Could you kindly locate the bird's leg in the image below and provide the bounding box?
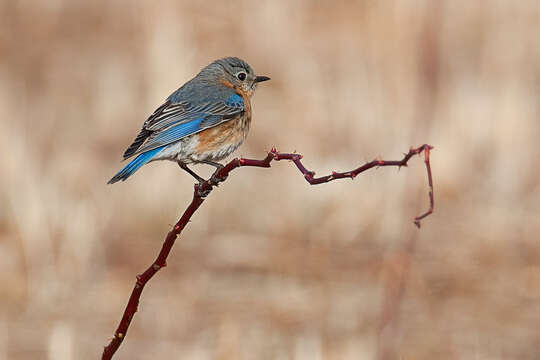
[179,163,213,197]
[200,160,228,184]
[200,160,224,171]
[178,163,205,183]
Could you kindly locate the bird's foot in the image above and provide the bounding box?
[209,170,228,186]
[195,182,212,198]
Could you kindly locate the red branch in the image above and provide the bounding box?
[102,144,434,359]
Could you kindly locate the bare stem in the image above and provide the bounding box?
[102,144,434,359]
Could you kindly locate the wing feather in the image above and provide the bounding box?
[122,94,244,159]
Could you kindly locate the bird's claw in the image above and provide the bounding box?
[196,184,212,198]
[207,166,228,185]
[209,172,228,185]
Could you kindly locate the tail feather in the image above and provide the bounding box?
[108,147,164,184]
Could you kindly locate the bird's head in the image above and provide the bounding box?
[200,57,270,97]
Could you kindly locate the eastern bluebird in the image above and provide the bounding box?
[108,57,270,184]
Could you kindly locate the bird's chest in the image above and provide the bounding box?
[192,112,251,162]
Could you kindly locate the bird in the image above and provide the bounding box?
[108,57,270,185]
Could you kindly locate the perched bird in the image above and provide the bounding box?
[108,57,270,184]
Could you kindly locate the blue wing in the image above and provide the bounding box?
[108,92,243,184]
[122,92,244,159]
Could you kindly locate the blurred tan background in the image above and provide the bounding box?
[2,1,540,359]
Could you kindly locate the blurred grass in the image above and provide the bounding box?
[1,0,540,359]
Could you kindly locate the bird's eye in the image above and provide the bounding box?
[236,72,247,81]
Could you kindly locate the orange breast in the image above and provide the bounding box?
[195,113,251,155]
[194,81,252,159]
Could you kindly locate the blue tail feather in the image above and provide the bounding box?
[108,147,164,184]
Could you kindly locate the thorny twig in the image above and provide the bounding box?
[102,144,434,359]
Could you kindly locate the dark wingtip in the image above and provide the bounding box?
[123,128,152,159]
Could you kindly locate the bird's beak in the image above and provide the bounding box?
[254,75,271,83]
